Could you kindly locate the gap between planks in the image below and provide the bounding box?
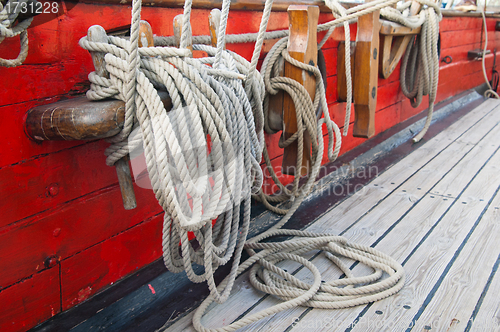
[164,98,500,332]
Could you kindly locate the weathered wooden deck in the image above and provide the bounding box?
[165,98,500,332]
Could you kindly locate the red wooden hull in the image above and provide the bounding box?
[0,3,498,331]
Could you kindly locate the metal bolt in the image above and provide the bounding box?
[44,256,58,269]
[47,184,59,197]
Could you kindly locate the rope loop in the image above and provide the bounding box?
[0,0,33,67]
[77,0,412,329]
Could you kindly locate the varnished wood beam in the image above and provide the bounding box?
[353,1,380,138]
[337,41,355,103]
[282,5,318,176]
[76,0,360,12]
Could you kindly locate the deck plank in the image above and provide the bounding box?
[467,235,500,332]
[345,141,500,332]
[410,186,500,331]
[285,107,500,332]
[231,102,500,331]
[165,99,500,332]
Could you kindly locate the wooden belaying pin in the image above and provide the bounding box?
[209,9,222,48]
[174,14,193,54]
[88,25,137,210]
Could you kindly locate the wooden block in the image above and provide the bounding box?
[282,5,319,176]
[353,5,380,138]
[379,19,421,36]
[337,41,356,102]
[266,56,285,133]
[174,14,193,53]
[209,8,222,48]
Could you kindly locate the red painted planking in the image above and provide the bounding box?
[0,100,84,169]
[322,47,338,77]
[0,140,117,228]
[61,213,163,309]
[377,81,403,111]
[375,102,402,134]
[326,75,338,104]
[0,3,499,329]
[0,183,162,289]
[0,267,60,332]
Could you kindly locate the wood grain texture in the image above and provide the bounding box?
[349,141,500,332]
[234,109,500,331]
[282,5,318,176]
[167,99,500,331]
[0,267,60,332]
[1,6,499,329]
[337,41,355,102]
[411,188,500,331]
[353,3,380,138]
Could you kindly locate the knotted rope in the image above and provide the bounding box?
[0,0,33,67]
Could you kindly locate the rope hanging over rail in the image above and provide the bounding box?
[76,0,446,329]
[0,0,33,67]
[382,0,442,142]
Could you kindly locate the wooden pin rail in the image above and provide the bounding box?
[77,0,360,12]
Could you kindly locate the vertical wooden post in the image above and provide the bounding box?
[353,3,380,138]
[209,8,222,48]
[88,25,138,210]
[282,5,319,176]
[337,41,356,102]
[174,14,193,53]
[138,20,154,48]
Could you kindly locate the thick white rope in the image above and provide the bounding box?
[79,0,411,330]
[481,8,500,98]
[394,0,442,142]
[0,0,33,67]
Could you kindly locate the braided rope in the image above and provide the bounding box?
[0,0,33,67]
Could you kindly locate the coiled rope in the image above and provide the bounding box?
[480,8,500,99]
[78,0,415,330]
[386,0,442,142]
[0,0,33,67]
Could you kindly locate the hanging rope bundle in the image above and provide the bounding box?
[0,0,33,67]
[382,0,442,142]
[78,0,414,330]
[80,0,268,304]
[256,36,341,215]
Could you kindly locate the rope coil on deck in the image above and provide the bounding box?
[0,0,33,67]
[77,0,420,330]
